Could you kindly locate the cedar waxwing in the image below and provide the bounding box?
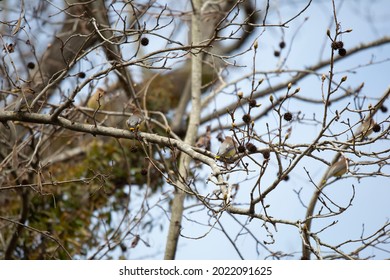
[195,125,211,151]
[323,156,348,183]
[216,136,237,159]
[126,108,144,132]
[354,117,376,141]
[87,87,106,110]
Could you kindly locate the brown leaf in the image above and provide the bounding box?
[131,234,140,248]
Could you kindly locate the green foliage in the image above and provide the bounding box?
[0,137,165,259]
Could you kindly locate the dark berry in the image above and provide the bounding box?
[331,41,344,50]
[27,62,35,69]
[248,99,257,108]
[380,105,388,113]
[262,149,270,159]
[246,143,257,153]
[283,174,290,181]
[140,37,149,46]
[372,124,381,133]
[242,114,252,124]
[338,48,347,56]
[78,72,86,78]
[279,41,286,49]
[237,145,246,153]
[284,112,293,121]
[274,50,280,57]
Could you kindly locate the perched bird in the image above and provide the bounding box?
[195,125,211,151]
[87,87,106,110]
[216,136,237,160]
[354,117,376,141]
[323,156,348,184]
[126,108,144,132]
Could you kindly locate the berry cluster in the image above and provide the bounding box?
[331,40,347,56]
